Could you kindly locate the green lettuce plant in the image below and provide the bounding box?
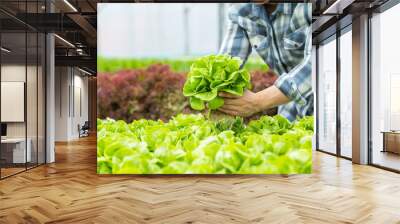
[183,55,251,110]
[97,114,314,174]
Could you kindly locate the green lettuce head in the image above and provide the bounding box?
[183,55,251,110]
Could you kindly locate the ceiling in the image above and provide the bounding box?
[312,0,392,44]
[0,0,395,73]
[1,0,98,73]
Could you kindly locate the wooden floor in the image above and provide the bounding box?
[372,150,400,171]
[0,167,26,178]
[1,163,43,178]
[1,136,400,224]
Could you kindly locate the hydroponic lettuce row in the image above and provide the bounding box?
[183,55,251,110]
[97,114,313,174]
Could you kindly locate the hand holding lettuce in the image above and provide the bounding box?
[183,55,251,110]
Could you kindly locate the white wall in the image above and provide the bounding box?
[71,73,89,138]
[1,82,25,122]
[55,67,89,141]
[55,67,69,141]
[1,65,26,129]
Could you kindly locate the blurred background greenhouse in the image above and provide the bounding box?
[97,3,276,122]
[99,4,227,59]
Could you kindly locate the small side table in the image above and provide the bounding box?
[1,138,32,164]
[381,131,400,154]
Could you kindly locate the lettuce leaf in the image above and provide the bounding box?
[183,55,251,110]
[97,114,314,174]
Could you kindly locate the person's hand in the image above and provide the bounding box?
[218,86,291,117]
[218,90,262,117]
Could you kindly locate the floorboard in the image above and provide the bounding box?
[0,136,400,224]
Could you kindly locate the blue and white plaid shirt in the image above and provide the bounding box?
[220,3,313,121]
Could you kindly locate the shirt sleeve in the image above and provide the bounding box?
[274,27,312,107]
[219,7,252,65]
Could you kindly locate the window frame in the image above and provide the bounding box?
[314,24,352,161]
[367,1,400,173]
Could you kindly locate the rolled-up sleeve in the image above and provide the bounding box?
[219,6,252,64]
[274,27,312,107]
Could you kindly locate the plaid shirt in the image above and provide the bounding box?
[220,3,313,121]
